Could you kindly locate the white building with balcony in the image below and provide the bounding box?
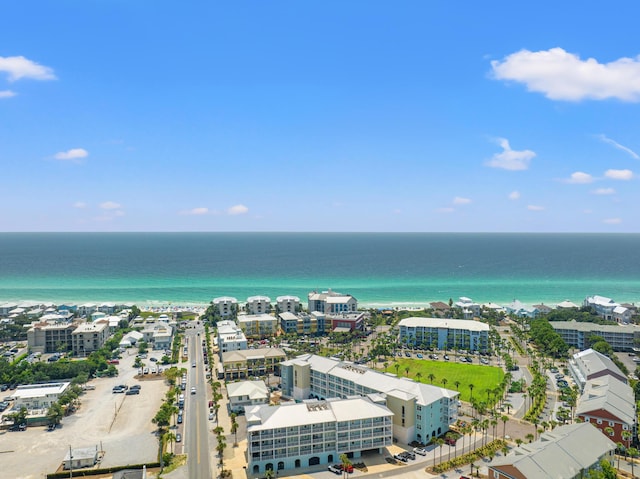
[246,296,272,315]
[276,295,301,313]
[308,290,357,314]
[213,297,238,318]
[216,320,248,355]
[246,396,393,475]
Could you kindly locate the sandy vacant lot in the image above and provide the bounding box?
[0,349,169,479]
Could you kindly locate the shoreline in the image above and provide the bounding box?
[0,295,607,312]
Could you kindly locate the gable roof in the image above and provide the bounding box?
[576,375,635,425]
[490,423,616,479]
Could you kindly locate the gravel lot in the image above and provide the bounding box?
[0,349,168,479]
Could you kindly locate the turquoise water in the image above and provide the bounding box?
[0,233,639,307]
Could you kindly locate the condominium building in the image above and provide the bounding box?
[220,348,286,380]
[216,320,248,355]
[140,322,173,350]
[279,312,326,335]
[308,290,357,314]
[246,396,393,475]
[71,320,110,356]
[551,321,640,352]
[276,295,301,313]
[398,317,489,352]
[212,297,238,318]
[489,423,615,479]
[238,314,278,339]
[246,296,272,315]
[584,295,620,321]
[27,322,76,354]
[281,354,459,444]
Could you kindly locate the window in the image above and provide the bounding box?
[609,421,614,427]
[597,419,602,425]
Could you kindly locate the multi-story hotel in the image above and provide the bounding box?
[212,296,238,318]
[308,290,357,314]
[238,314,278,339]
[551,321,640,352]
[276,295,301,313]
[71,320,110,357]
[279,311,326,335]
[398,317,490,352]
[246,396,393,475]
[27,322,76,354]
[246,296,272,315]
[281,354,459,445]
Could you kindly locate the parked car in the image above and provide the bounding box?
[403,451,416,460]
[177,414,183,424]
[393,453,408,462]
[176,433,182,442]
[416,353,423,359]
[413,447,427,456]
[9,423,26,431]
[125,389,139,395]
[328,465,341,474]
[150,357,158,362]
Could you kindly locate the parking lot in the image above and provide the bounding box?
[0,349,168,479]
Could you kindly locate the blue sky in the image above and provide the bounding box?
[2,1,640,232]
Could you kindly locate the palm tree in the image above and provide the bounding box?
[394,363,400,376]
[469,383,475,401]
[230,413,239,446]
[454,380,461,391]
[525,432,534,443]
[415,371,422,382]
[629,447,639,479]
[501,415,509,439]
[515,438,523,447]
[339,453,352,479]
[441,378,448,388]
[436,438,445,464]
[164,431,176,454]
[427,373,436,384]
[404,366,410,377]
[617,442,625,469]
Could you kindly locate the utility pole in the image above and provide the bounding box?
[69,445,73,478]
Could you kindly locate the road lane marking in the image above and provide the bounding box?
[197,400,201,463]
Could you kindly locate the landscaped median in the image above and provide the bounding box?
[428,439,507,474]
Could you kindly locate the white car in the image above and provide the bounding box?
[413,447,427,456]
[191,387,196,395]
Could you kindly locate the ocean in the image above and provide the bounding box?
[0,232,639,308]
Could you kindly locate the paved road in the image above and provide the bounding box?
[185,325,212,479]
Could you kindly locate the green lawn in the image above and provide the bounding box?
[384,359,505,403]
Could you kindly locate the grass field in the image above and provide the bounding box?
[384,359,505,403]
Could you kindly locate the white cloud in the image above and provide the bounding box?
[53,148,89,162]
[603,218,622,224]
[453,197,472,205]
[227,204,249,215]
[486,138,536,171]
[597,134,639,160]
[564,171,594,184]
[436,207,455,213]
[527,205,545,211]
[592,188,616,195]
[491,48,640,102]
[181,207,209,216]
[0,90,17,98]
[604,169,634,180]
[73,201,87,209]
[508,191,521,200]
[0,55,56,82]
[100,201,122,210]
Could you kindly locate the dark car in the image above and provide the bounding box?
[125,389,139,395]
[9,423,27,431]
[177,414,183,424]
